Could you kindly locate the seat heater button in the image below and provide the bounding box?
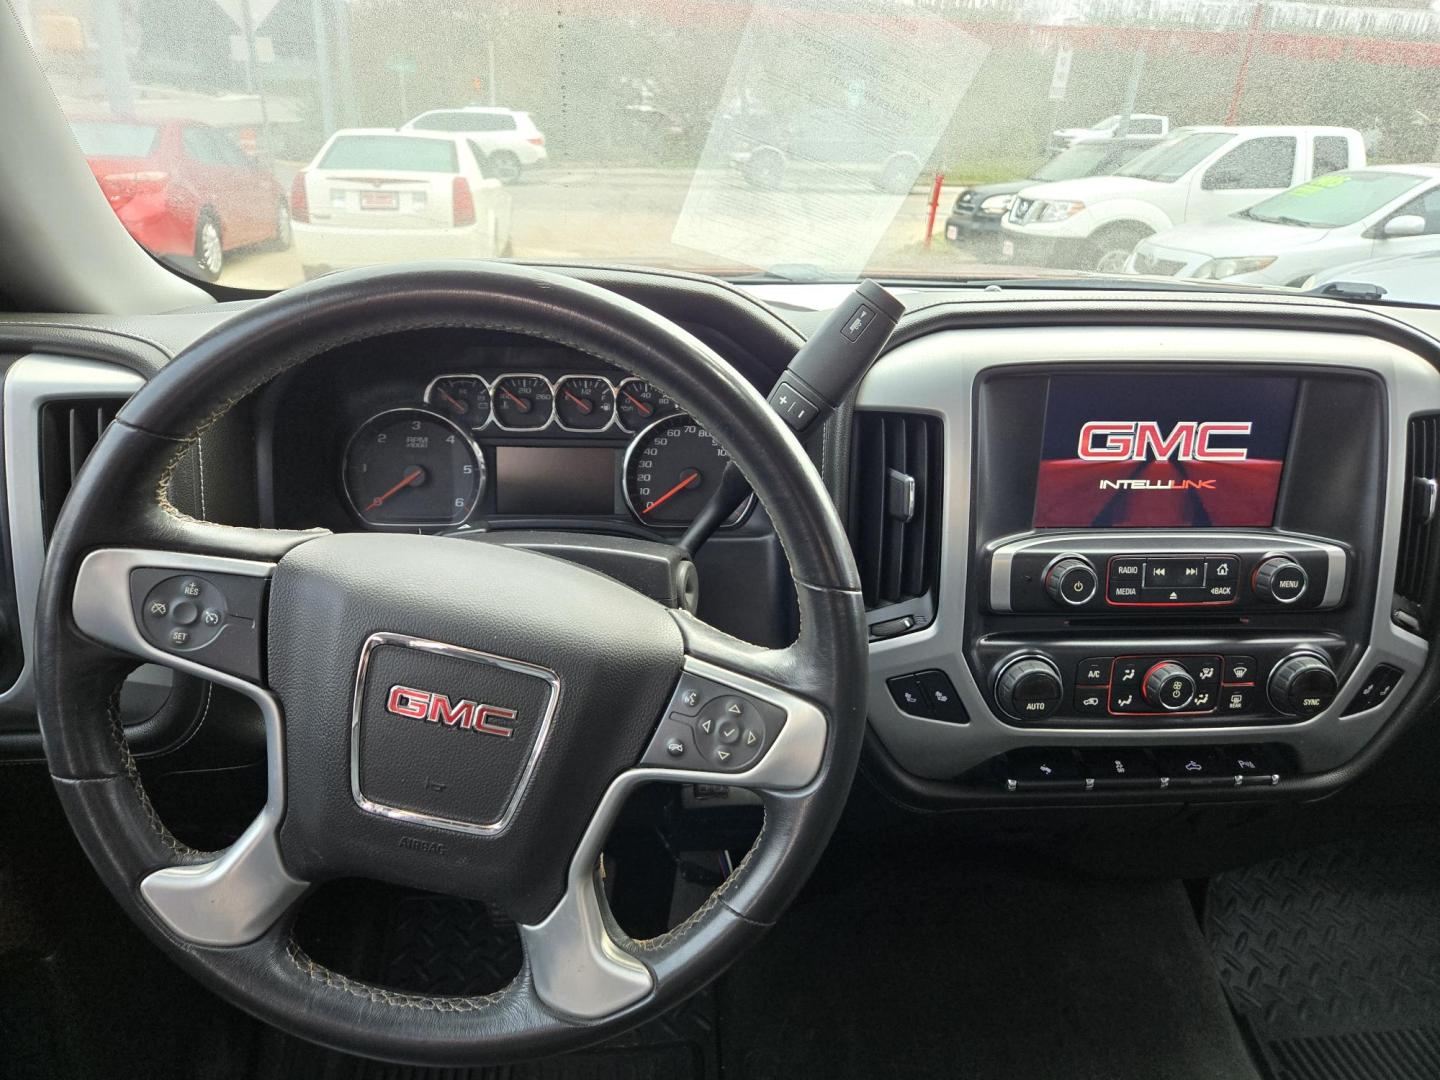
[888,674,932,717]
[915,670,967,723]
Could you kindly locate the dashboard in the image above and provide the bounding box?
[4,273,1440,821]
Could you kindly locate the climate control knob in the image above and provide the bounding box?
[1044,556,1099,607]
[994,656,1063,721]
[1253,556,1308,604]
[1268,654,1337,718]
[1143,662,1196,711]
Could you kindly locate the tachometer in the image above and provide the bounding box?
[342,408,485,529]
[624,414,752,528]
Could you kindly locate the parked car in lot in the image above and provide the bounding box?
[1048,113,1169,153]
[946,137,1157,250]
[291,129,512,278]
[1304,247,1440,303]
[400,107,546,183]
[71,116,290,281]
[1127,165,1440,285]
[1002,125,1365,272]
[729,106,922,193]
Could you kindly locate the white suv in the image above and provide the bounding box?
[401,107,547,183]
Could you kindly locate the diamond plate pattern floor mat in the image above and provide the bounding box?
[1205,832,1440,1080]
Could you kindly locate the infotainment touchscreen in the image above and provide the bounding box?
[1032,373,1298,528]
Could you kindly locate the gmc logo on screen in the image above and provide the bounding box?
[386,685,517,738]
[1077,421,1252,462]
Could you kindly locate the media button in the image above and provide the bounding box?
[1143,558,1206,589]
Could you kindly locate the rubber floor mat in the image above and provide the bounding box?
[272,894,719,1080]
[1206,832,1440,1080]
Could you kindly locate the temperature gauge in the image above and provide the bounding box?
[491,373,555,431]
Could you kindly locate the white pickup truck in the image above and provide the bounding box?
[1001,125,1366,272]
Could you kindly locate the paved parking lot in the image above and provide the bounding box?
[216,167,985,290]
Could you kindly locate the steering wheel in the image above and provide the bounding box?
[34,264,867,1065]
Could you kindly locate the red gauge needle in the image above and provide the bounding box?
[643,469,700,515]
[623,392,653,416]
[437,388,466,413]
[499,387,531,411]
[563,389,594,413]
[366,468,423,511]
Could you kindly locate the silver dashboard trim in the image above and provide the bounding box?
[2,354,144,710]
[856,327,1434,778]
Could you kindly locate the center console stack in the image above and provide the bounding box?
[856,324,1437,798]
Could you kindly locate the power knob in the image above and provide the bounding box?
[1044,556,1098,607]
[1143,661,1196,711]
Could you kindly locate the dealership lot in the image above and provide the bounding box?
[216,165,974,289]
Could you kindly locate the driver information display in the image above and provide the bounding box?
[1033,373,1298,528]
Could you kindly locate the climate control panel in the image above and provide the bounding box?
[976,640,1345,727]
[989,534,1346,613]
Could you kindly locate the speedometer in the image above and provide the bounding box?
[623,414,752,528]
[342,408,485,529]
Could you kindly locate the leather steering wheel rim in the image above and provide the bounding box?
[35,263,867,1065]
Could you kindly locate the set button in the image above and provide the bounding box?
[140,575,228,653]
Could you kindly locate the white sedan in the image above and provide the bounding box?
[1126,164,1440,286]
[291,129,512,278]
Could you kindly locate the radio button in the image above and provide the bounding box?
[1143,558,1206,590]
[1077,657,1112,686]
[1109,559,1144,581]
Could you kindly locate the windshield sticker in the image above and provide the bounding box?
[672,0,987,277]
[1288,174,1353,197]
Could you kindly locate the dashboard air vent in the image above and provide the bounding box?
[1394,413,1440,632]
[850,411,943,608]
[39,397,126,539]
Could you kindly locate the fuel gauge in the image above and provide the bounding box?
[554,375,616,432]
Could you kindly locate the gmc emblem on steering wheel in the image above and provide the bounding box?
[386,684,517,738]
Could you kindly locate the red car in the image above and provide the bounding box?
[71,117,291,280]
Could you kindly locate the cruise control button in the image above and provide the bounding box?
[887,675,931,717]
[1077,657,1111,686]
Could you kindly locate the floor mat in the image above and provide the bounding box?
[718,852,1259,1080]
[271,893,719,1080]
[1206,832,1440,1080]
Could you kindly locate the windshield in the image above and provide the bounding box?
[70,120,160,159]
[1241,171,1424,228]
[319,136,458,173]
[23,0,1440,304]
[1115,133,1232,183]
[1034,142,1133,182]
